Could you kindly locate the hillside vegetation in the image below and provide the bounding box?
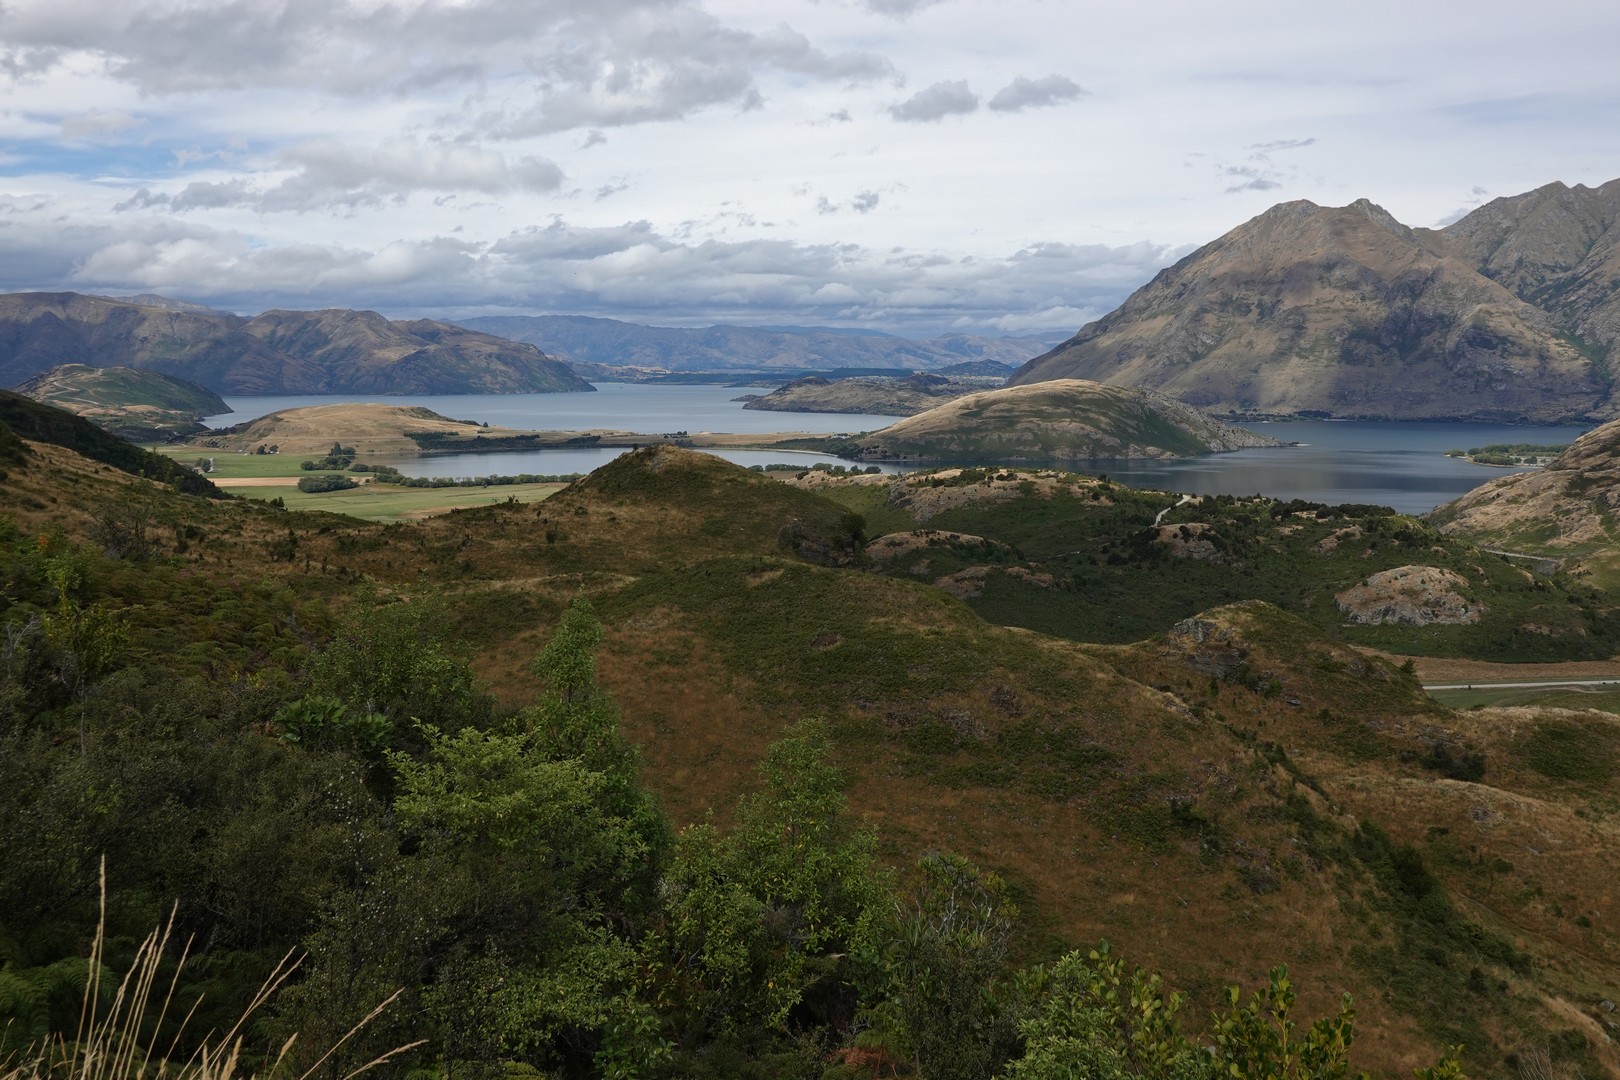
[741,372,1000,415]
[2,418,1619,1078]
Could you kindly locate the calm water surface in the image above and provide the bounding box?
[209,387,1588,515]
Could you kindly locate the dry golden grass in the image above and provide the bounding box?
[2,864,418,1080]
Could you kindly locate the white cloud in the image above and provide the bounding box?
[889,79,978,122]
[114,139,564,213]
[59,108,143,140]
[986,74,1084,113]
[0,191,1177,333]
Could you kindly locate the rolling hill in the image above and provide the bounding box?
[805,379,1282,461]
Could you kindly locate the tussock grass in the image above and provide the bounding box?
[2,864,417,1080]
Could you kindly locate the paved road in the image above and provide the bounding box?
[1424,678,1620,691]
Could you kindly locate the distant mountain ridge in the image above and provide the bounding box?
[1012,179,1620,422]
[0,292,591,396]
[456,313,1063,373]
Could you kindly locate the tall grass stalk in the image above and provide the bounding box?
[3,860,421,1080]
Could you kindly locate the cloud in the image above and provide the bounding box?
[1246,137,1316,152]
[0,193,1177,335]
[0,1,895,136]
[805,108,852,127]
[484,14,894,137]
[580,130,608,150]
[115,139,564,213]
[1222,166,1283,193]
[1211,138,1315,194]
[59,108,143,141]
[889,80,978,122]
[860,0,946,15]
[850,190,880,213]
[595,178,630,200]
[986,74,1084,113]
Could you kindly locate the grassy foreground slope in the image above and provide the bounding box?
[2,434,1618,1076]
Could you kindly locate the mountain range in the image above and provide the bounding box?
[0,292,590,396]
[1012,179,1620,422]
[456,313,1064,373]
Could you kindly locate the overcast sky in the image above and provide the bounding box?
[3,0,1618,336]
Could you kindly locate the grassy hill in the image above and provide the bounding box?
[2,426,1619,1077]
[15,363,229,439]
[796,380,1281,463]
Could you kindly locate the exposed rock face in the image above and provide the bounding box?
[829,379,1281,462]
[1010,181,1620,422]
[742,373,1000,415]
[1162,616,1250,679]
[1335,566,1484,626]
[0,292,591,395]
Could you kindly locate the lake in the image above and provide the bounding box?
[210,386,1588,515]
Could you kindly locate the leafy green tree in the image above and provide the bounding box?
[290,601,671,1078]
[304,587,490,744]
[876,852,1022,1080]
[653,719,888,1045]
[1004,942,1208,1080]
[525,598,669,881]
[1003,948,1468,1080]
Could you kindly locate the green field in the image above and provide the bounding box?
[150,446,336,479]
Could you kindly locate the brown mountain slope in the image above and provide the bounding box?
[1010,198,1611,422]
[1426,416,1620,586]
[0,292,591,395]
[741,372,999,415]
[1429,179,1620,374]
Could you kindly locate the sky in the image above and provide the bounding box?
[2,0,1619,337]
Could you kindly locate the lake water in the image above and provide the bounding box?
[210,386,1589,515]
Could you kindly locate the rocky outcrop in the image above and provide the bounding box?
[1334,566,1484,626]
